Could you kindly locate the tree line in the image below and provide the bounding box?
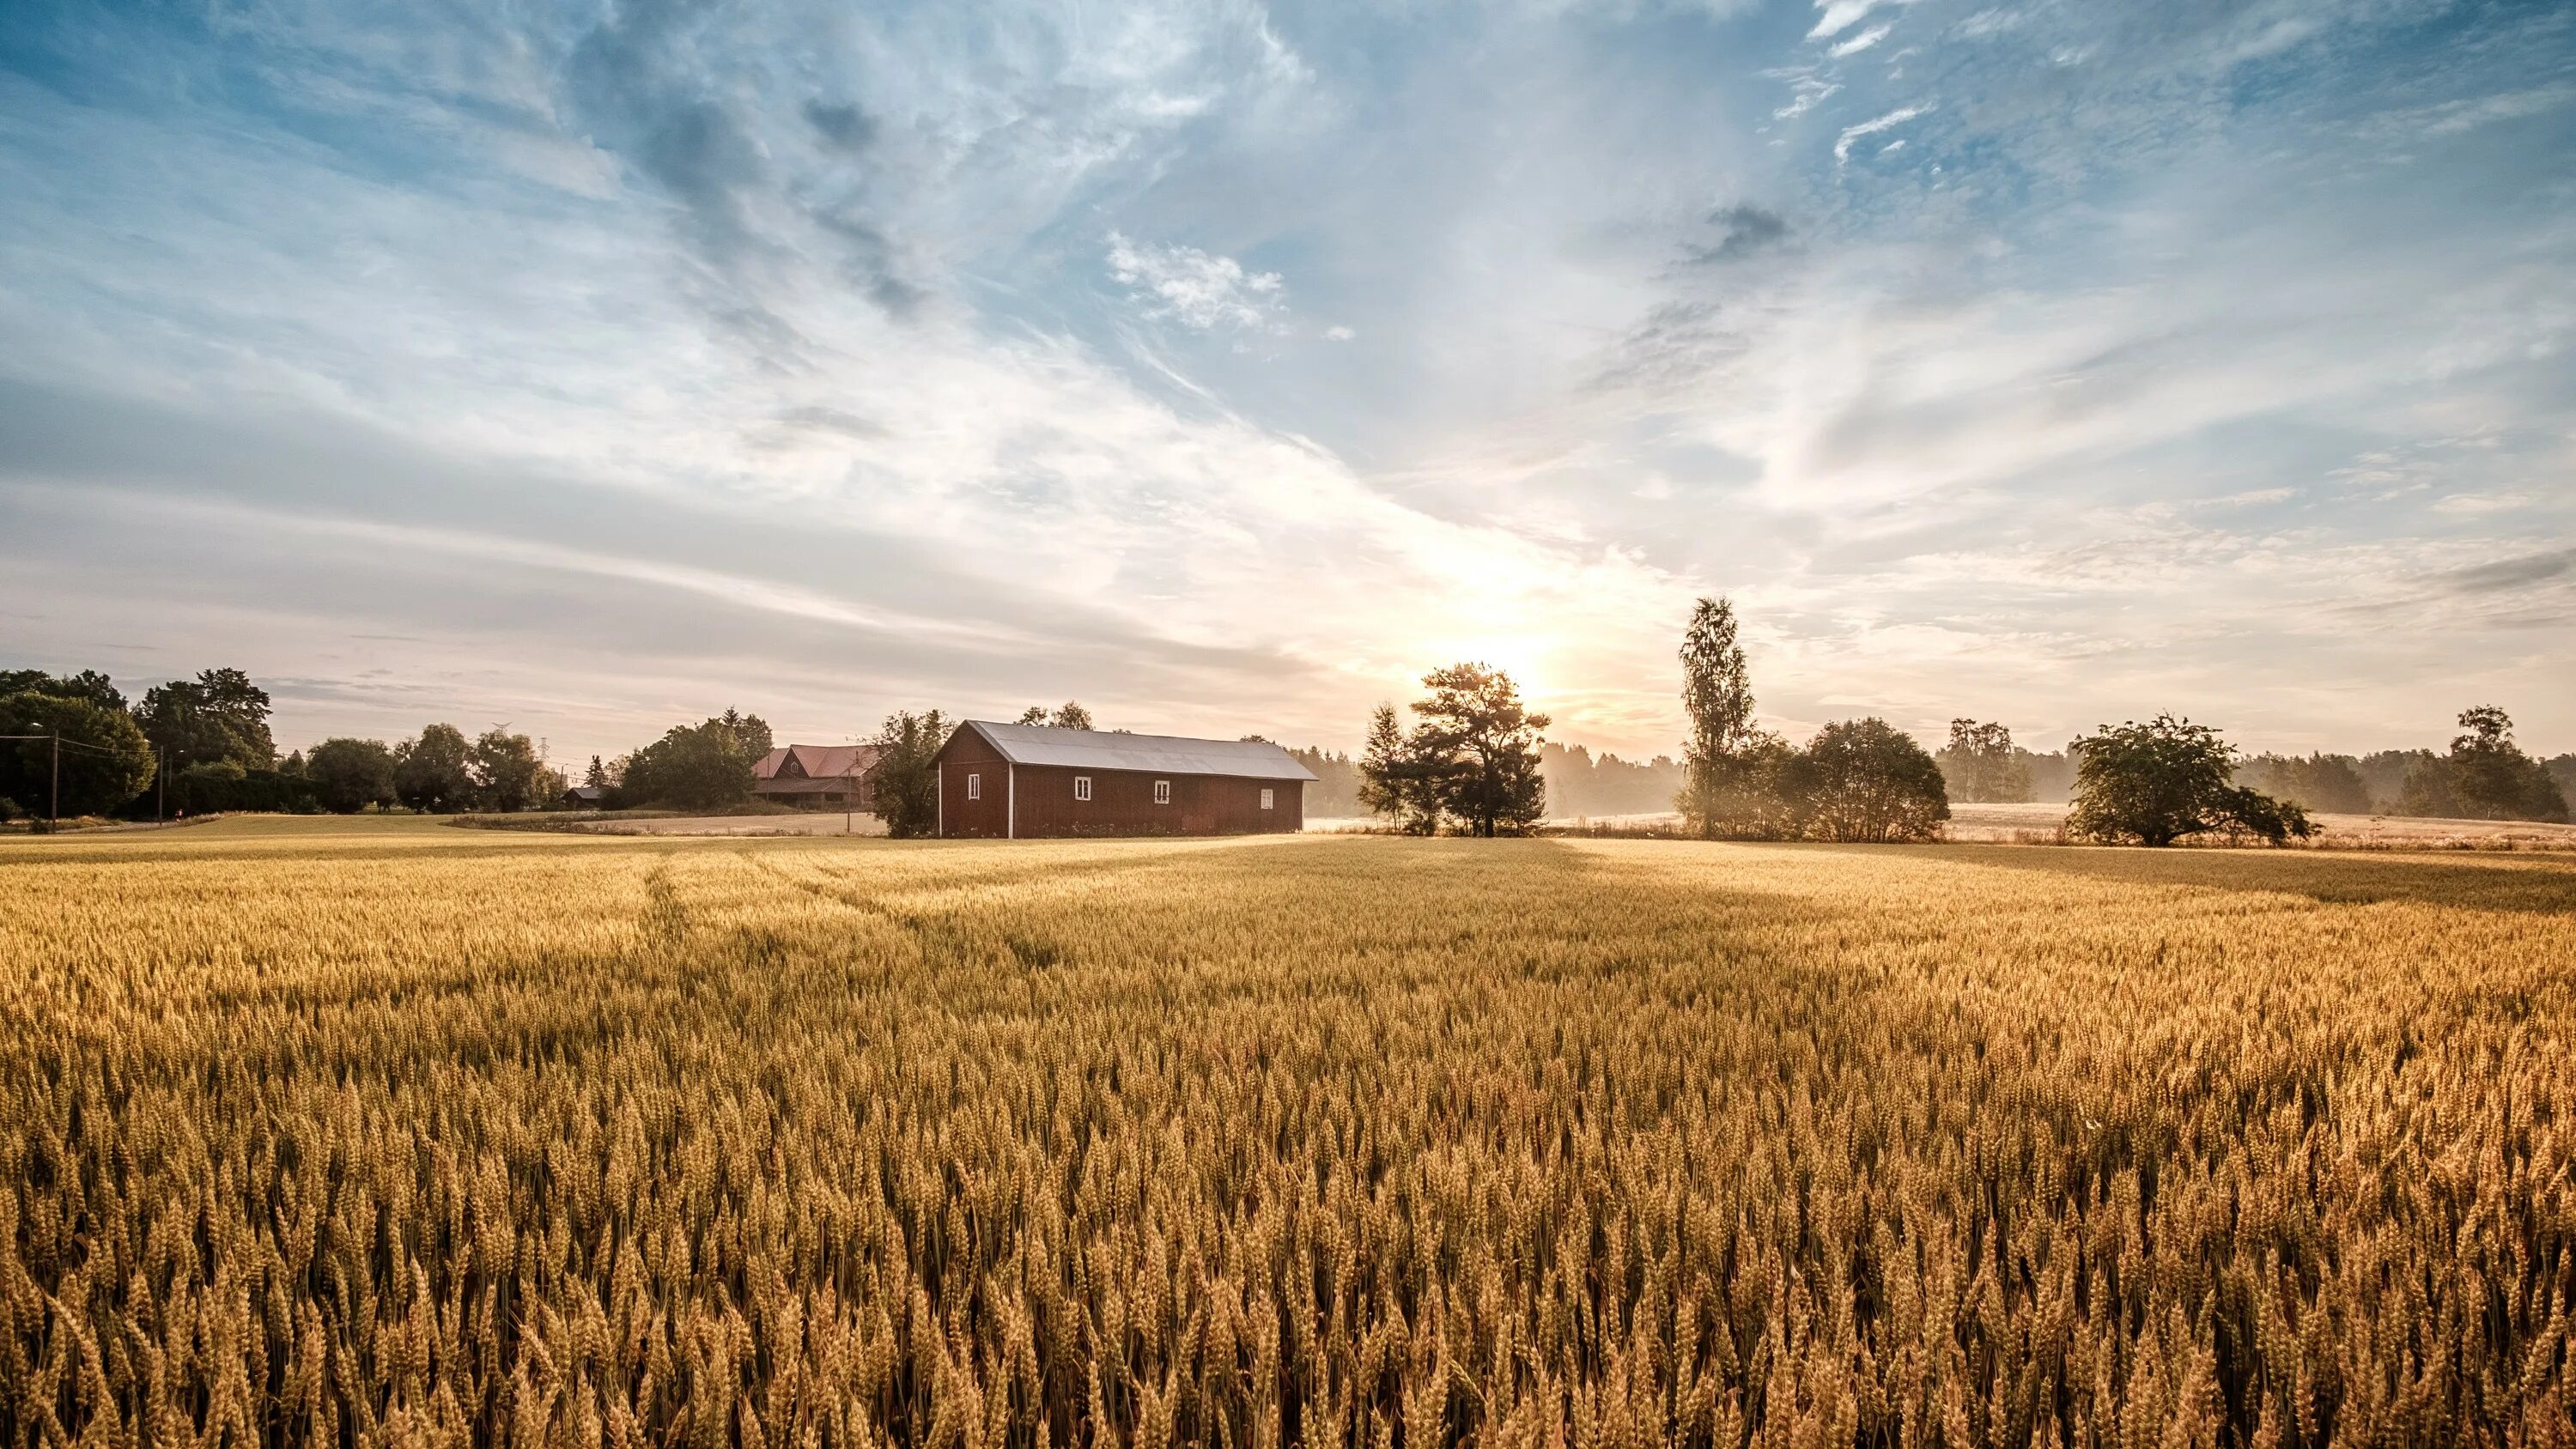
[12,651,2565,836]
[1935,707,2572,822]
[1342,596,2569,844]
[0,666,565,822]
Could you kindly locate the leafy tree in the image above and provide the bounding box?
[2067,715,2312,846]
[621,711,773,810]
[394,724,477,813]
[1018,703,1096,730]
[1357,703,1441,834]
[584,755,611,790]
[1796,718,1950,842]
[0,691,155,817]
[720,708,774,759]
[868,709,950,839]
[305,738,398,813]
[0,669,127,712]
[133,668,275,772]
[1677,597,1769,837]
[1410,663,1549,836]
[2399,706,2567,822]
[1937,719,2034,804]
[470,728,547,812]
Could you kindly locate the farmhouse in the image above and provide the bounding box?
[752,743,881,811]
[935,720,1315,839]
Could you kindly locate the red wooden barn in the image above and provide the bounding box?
[935,720,1315,839]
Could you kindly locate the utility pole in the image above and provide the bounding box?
[50,732,58,824]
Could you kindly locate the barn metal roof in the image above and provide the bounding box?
[959,721,1319,781]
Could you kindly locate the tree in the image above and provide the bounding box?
[0,669,127,712]
[132,668,275,772]
[620,711,773,810]
[394,724,477,813]
[1410,663,1549,836]
[2067,715,2312,846]
[1937,719,2034,804]
[1357,703,1441,834]
[584,755,611,790]
[1018,703,1095,730]
[2403,706,2568,822]
[1797,718,1950,842]
[1677,597,1766,838]
[0,691,155,817]
[470,728,547,812]
[869,709,950,838]
[305,738,398,813]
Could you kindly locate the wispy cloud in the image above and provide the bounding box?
[1809,0,1919,41]
[1835,104,1929,163]
[1106,233,1290,332]
[1831,25,1893,58]
[1773,76,1843,120]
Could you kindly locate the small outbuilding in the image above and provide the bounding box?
[935,720,1314,839]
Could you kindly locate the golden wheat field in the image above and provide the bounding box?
[4,817,2576,1449]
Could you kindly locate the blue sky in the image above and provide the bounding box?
[3,0,2571,763]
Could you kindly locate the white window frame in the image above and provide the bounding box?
[1260,787,1274,810]
[966,773,981,801]
[1154,779,1171,804]
[1074,775,1093,802]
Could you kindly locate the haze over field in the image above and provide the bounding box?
[3,0,2571,763]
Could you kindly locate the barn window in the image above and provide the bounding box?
[1074,776,1093,802]
[966,773,981,801]
[1154,779,1171,804]
[1260,788,1274,810]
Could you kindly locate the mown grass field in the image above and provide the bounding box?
[4,816,2574,1447]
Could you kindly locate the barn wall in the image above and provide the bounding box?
[1009,765,1301,838]
[935,731,1012,839]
